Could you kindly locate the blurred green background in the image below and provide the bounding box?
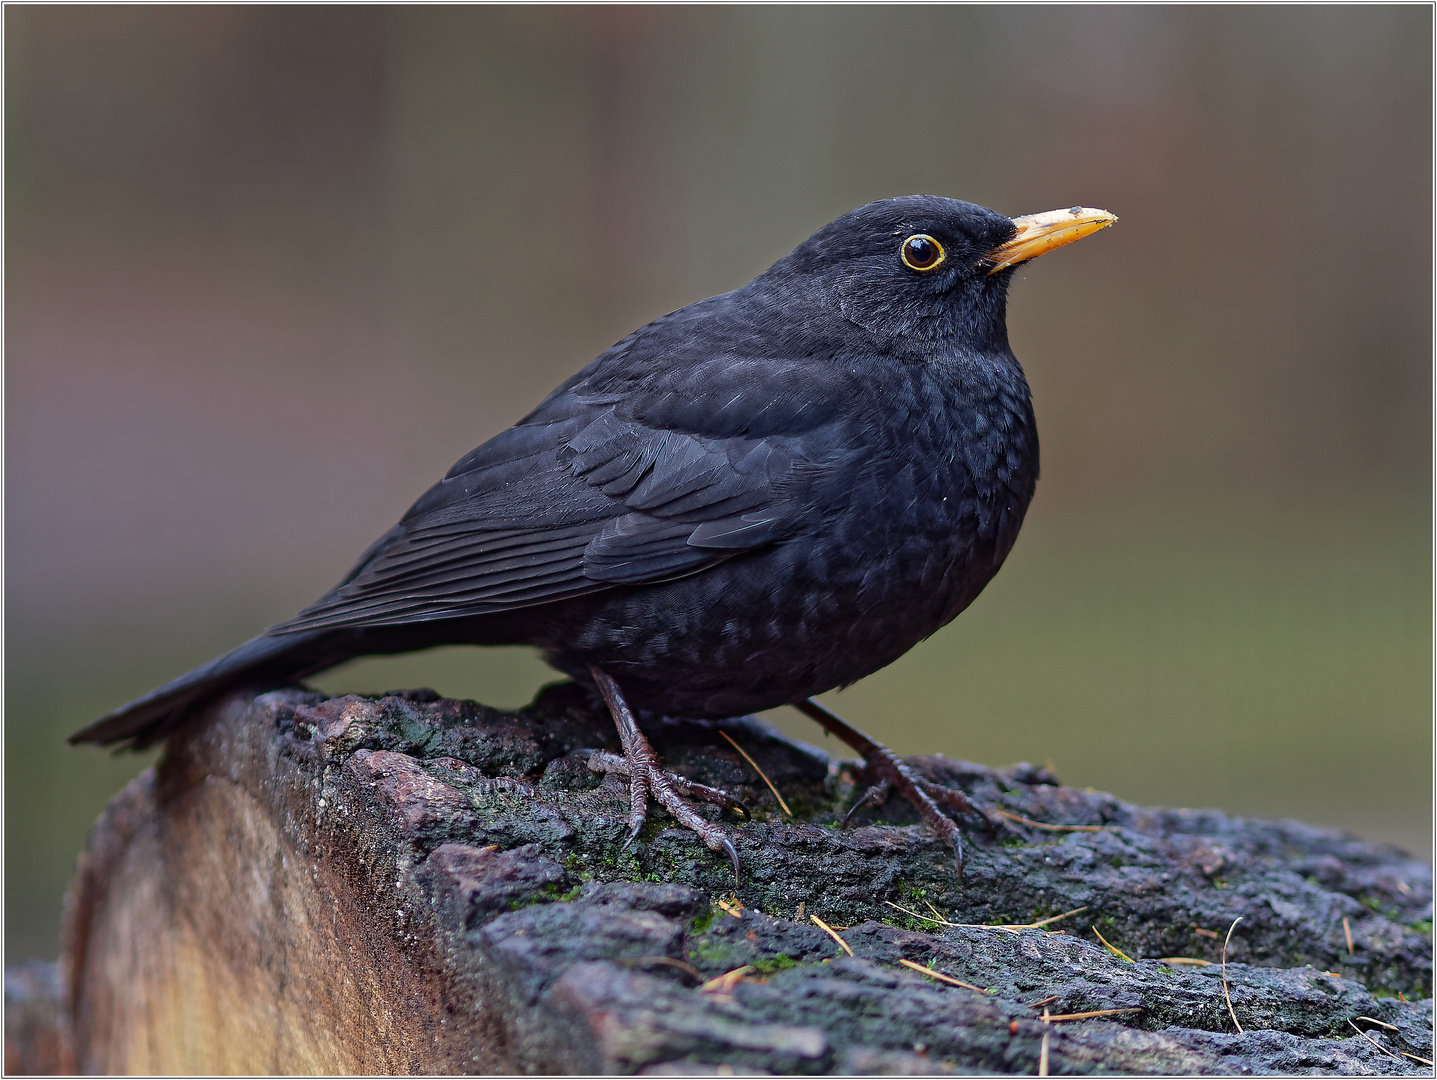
[7,7,1431,962]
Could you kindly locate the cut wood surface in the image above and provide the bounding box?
[59,682,1433,1074]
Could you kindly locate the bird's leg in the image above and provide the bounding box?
[793,697,992,878]
[588,667,745,885]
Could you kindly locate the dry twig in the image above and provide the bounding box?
[718,730,793,816]
[716,897,744,919]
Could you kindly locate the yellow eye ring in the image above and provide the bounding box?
[900,233,946,272]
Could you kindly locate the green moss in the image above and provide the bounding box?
[686,933,744,970]
[885,912,936,933]
[562,852,594,880]
[1406,919,1432,937]
[1361,895,1400,918]
[504,879,586,912]
[750,954,802,977]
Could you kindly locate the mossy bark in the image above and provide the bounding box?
[60,683,1432,1074]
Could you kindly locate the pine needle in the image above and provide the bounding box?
[1355,1016,1397,1031]
[718,730,793,816]
[1091,925,1135,962]
[1221,917,1243,1033]
[1013,906,1088,930]
[994,809,1104,832]
[702,965,754,994]
[1042,1007,1143,1022]
[1347,1019,1402,1062]
[810,914,854,956]
[897,957,986,993]
[883,899,952,926]
[880,900,1087,934]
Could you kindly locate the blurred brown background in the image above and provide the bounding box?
[7,6,1431,962]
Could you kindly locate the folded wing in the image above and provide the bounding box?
[271,352,855,633]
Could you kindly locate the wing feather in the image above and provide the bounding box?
[272,337,863,635]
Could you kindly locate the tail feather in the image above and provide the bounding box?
[69,630,337,750]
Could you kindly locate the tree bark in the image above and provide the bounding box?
[58,683,1432,1074]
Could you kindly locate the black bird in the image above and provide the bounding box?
[73,196,1114,878]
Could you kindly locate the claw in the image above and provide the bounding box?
[622,819,644,851]
[843,779,892,826]
[716,835,742,888]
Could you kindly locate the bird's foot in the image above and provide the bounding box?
[586,749,749,844]
[793,698,993,879]
[589,668,747,885]
[843,744,997,878]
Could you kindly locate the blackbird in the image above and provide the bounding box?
[73,195,1114,879]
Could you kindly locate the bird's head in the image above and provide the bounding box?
[770,195,1114,349]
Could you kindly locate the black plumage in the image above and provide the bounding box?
[74,195,1113,876]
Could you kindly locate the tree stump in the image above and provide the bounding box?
[58,682,1432,1074]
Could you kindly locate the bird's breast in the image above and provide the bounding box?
[850,363,1037,573]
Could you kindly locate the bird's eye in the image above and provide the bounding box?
[900,234,946,272]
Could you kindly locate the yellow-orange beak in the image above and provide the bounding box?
[985,206,1117,274]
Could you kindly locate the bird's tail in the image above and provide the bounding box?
[69,629,346,750]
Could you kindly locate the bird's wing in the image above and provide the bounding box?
[270,354,861,632]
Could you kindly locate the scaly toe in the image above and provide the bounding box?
[588,668,745,883]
